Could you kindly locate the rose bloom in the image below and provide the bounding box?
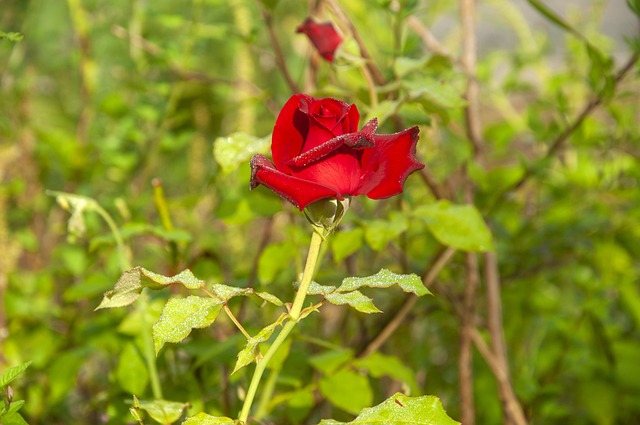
[250,94,424,211]
[296,17,343,62]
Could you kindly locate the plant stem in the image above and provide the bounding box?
[94,203,163,400]
[238,227,325,424]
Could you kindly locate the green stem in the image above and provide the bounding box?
[238,227,325,424]
[95,204,162,400]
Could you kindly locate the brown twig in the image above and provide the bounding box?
[259,6,301,93]
[418,168,449,201]
[460,0,483,159]
[486,251,528,425]
[359,247,457,357]
[458,1,482,422]
[459,251,479,425]
[324,0,386,85]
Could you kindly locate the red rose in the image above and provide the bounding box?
[296,17,343,62]
[250,94,424,210]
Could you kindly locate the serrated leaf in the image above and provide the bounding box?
[182,412,235,425]
[209,283,283,306]
[415,201,493,252]
[307,281,338,296]
[364,100,400,126]
[319,369,373,415]
[214,132,270,175]
[136,399,189,424]
[338,269,429,297]
[0,362,31,387]
[318,392,459,425]
[325,291,381,314]
[96,267,205,309]
[153,296,223,353]
[233,313,288,374]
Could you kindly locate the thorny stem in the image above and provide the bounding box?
[238,227,326,424]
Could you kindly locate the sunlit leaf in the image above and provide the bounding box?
[415,201,493,252]
[96,267,205,309]
[182,412,235,425]
[325,291,381,314]
[338,269,429,297]
[233,313,289,374]
[214,132,270,175]
[318,392,459,425]
[0,362,31,387]
[136,399,190,424]
[153,296,223,353]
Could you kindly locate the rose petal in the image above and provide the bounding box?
[296,18,343,62]
[355,126,424,199]
[271,94,311,172]
[250,154,340,210]
[286,119,377,168]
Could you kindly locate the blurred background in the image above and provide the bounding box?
[1,0,640,424]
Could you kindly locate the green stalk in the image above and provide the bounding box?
[238,227,325,424]
[94,203,163,400]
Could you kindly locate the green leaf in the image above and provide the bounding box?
[354,353,420,394]
[364,100,400,126]
[0,362,31,387]
[309,349,354,374]
[213,132,270,175]
[307,281,338,296]
[136,399,190,424]
[318,393,459,425]
[258,241,296,284]
[319,369,373,415]
[364,212,408,251]
[116,342,149,395]
[394,56,429,78]
[96,267,205,309]
[338,269,430,297]
[0,412,29,425]
[332,228,364,262]
[182,412,235,425]
[629,0,640,16]
[233,313,288,374]
[325,291,381,314]
[415,201,493,252]
[209,283,283,305]
[153,296,223,353]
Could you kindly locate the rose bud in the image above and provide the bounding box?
[250,94,424,212]
[296,17,343,62]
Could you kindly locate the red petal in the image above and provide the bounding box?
[296,18,343,62]
[286,119,377,168]
[271,94,311,172]
[250,154,340,210]
[355,126,424,199]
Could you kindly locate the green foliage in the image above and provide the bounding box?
[415,201,493,252]
[182,413,235,425]
[318,393,460,425]
[134,399,191,424]
[2,0,640,424]
[153,296,224,354]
